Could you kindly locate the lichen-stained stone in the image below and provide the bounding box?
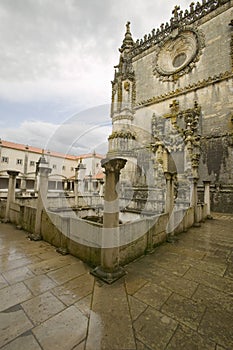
[161,293,206,330]
[0,282,32,312]
[0,308,32,348]
[0,333,41,350]
[199,308,233,349]
[146,267,198,299]
[128,295,147,321]
[124,273,147,295]
[166,324,216,350]
[192,284,233,313]
[224,263,233,279]
[22,291,66,325]
[134,306,177,350]
[184,267,233,293]
[86,280,136,350]
[147,253,191,276]
[133,282,172,310]
[136,339,152,350]
[33,306,88,350]
[193,259,228,277]
[228,252,233,264]
[215,346,227,350]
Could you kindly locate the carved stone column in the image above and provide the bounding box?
[4,170,19,222]
[164,172,172,214]
[74,167,79,207]
[29,156,51,241]
[165,171,176,240]
[77,161,86,194]
[74,162,86,206]
[91,157,127,284]
[20,176,27,194]
[203,180,212,219]
[193,176,200,227]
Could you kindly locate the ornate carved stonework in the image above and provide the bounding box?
[153,27,205,82]
[229,19,233,69]
[130,0,229,58]
[151,100,201,176]
[136,70,233,109]
[108,130,136,140]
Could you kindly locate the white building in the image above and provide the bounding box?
[0,139,104,195]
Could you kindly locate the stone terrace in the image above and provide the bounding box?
[0,213,232,350]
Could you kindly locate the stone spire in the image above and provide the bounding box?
[119,21,134,52]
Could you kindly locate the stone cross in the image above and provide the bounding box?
[172,5,180,19]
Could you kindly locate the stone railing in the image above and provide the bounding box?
[0,200,207,267]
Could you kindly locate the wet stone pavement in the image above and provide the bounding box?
[0,213,233,350]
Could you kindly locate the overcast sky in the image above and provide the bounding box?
[0,0,191,156]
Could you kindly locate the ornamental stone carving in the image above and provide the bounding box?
[153,27,205,82]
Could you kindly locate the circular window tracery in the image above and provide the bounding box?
[173,53,187,68]
[153,28,205,82]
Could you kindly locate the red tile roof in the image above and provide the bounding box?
[0,139,103,161]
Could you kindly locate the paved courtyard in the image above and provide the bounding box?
[0,213,233,350]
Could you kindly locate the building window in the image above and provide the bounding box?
[17,159,23,165]
[71,167,74,171]
[62,165,66,171]
[30,161,35,167]
[52,164,57,169]
[1,156,9,163]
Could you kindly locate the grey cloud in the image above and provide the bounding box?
[0,0,191,152]
[0,0,191,81]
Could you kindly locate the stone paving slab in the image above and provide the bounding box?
[1,332,42,350]
[0,214,232,350]
[134,306,177,350]
[52,273,94,306]
[0,282,33,312]
[161,292,206,330]
[21,291,66,326]
[166,324,216,350]
[24,274,57,296]
[86,280,136,350]
[198,308,233,349]
[32,306,88,350]
[133,281,172,310]
[0,306,33,348]
[3,265,35,284]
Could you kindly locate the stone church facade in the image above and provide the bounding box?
[108,0,233,213]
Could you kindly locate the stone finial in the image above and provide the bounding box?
[190,2,195,13]
[126,21,130,33]
[172,5,180,19]
[120,21,134,52]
